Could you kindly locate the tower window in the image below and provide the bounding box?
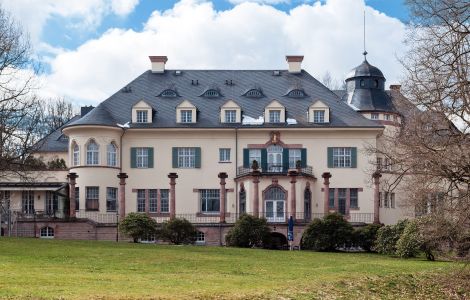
[360,80,365,87]
[373,80,379,88]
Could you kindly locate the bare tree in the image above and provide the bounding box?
[41,97,77,135]
[321,71,345,90]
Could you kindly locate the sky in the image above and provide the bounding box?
[2,0,409,106]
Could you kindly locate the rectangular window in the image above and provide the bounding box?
[180,110,192,123]
[328,188,335,208]
[45,191,58,215]
[371,113,379,120]
[313,110,325,123]
[249,149,261,167]
[384,114,391,121]
[333,147,352,168]
[338,188,347,214]
[269,110,281,123]
[107,144,117,166]
[136,110,148,123]
[289,149,301,168]
[224,110,237,123]
[75,187,79,211]
[106,187,117,212]
[85,187,99,211]
[219,148,231,162]
[160,189,169,213]
[350,188,358,208]
[136,147,149,168]
[137,189,146,212]
[384,192,389,208]
[73,146,79,166]
[149,189,157,213]
[22,191,34,214]
[177,147,196,168]
[200,189,220,213]
[390,193,395,208]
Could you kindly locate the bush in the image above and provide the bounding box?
[353,224,382,252]
[396,220,421,258]
[159,218,197,245]
[374,220,408,255]
[225,214,271,248]
[301,213,354,251]
[119,213,158,243]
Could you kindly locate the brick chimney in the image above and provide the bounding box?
[80,106,94,117]
[149,56,168,73]
[286,55,304,74]
[390,84,401,92]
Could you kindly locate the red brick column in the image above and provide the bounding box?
[373,172,382,224]
[218,172,228,223]
[252,170,261,217]
[322,172,332,215]
[168,173,178,219]
[288,170,298,220]
[67,173,78,218]
[346,188,351,218]
[117,173,128,219]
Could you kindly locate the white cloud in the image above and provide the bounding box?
[36,0,406,105]
[228,0,289,4]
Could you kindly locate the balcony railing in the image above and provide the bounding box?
[10,209,66,220]
[237,164,314,176]
[76,210,118,224]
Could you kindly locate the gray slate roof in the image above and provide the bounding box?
[346,60,385,79]
[65,69,382,129]
[35,115,80,152]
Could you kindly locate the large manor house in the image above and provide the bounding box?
[0,54,414,246]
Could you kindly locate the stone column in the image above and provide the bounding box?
[288,170,298,220]
[168,173,178,219]
[67,173,78,218]
[252,170,261,217]
[373,172,382,224]
[218,172,228,223]
[117,173,128,219]
[321,172,332,215]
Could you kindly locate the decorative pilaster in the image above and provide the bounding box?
[117,173,128,219]
[373,172,382,224]
[288,170,298,220]
[218,172,228,223]
[168,173,178,219]
[145,189,150,215]
[322,172,332,215]
[67,173,78,218]
[346,188,351,218]
[252,170,261,217]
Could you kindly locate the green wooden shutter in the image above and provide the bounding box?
[130,147,137,168]
[282,148,289,171]
[147,147,154,168]
[172,147,178,168]
[327,147,333,168]
[260,149,267,171]
[195,147,201,168]
[243,149,249,168]
[301,148,307,168]
[351,147,357,168]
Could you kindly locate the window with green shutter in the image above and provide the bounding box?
[328,147,357,168]
[172,147,200,168]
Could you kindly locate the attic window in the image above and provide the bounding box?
[159,89,178,98]
[202,89,221,98]
[287,89,306,98]
[244,89,263,98]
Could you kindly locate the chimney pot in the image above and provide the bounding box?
[390,84,401,91]
[286,55,304,74]
[149,56,168,73]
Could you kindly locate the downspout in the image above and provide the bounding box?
[235,127,238,219]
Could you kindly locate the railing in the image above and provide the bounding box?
[10,209,66,220]
[349,213,374,223]
[76,210,118,224]
[237,164,314,176]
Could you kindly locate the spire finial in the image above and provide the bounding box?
[363,9,367,60]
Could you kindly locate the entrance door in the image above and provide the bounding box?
[265,186,286,222]
[267,145,283,172]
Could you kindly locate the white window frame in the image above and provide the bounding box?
[371,113,379,120]
[177,147,196,168]
[180,110,193,123]
[106,187,117,212]
[72,143,80,166]
[136,110,148,123]
[160,189,169,213]
[332,147,352,168]
[85,186,99,211]
[224,110,237,123]
[288,149,301,168]
[86,141,99,165]
[149,189,157,213]
[313,110,325,123]
[219,148,231,162]
[107,143,117,166]
[350,188,359,208]
[40,227,54,239]
[136,147,149,168]
[249,149,261,167]
[137,189,146,212]
[269,110,281,123]
[195,231,205,245]
[200,189,220,213]
[384,114,391,121]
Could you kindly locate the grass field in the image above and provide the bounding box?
[0,238,468,299]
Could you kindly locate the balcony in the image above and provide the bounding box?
[237,163,314,177]
[10,209,67,220]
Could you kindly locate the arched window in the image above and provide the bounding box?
[265,186,286,222]
[286,89,306,98]
[86,140,99,165]
[107,143,117,166]
[304,188,312,221]
[202,89,221,98]
[72,142,80,166]
[239,189,246,214]
[244,89,263,98]
[160,89,178,97]
[40,226,54,238]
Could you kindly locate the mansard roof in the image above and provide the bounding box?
[34,115,81,152]
[65,69,382,129]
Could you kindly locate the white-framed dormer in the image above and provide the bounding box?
[264,100,286,124]
[309,100,330,123]
[176,100,197,124]
[132,100,153,124]
[220,100,241,123]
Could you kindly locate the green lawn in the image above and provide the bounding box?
[0,238,467,299]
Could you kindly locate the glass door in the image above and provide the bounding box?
[265,200,285,222]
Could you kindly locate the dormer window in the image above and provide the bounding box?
[201,89,221,98]
[220,100,241,123]
[313,110,325,123]
[181,110,192,123]
[243,89,264,98]
[176,100,197,124]
[286,89,306,98]
[225,110,236,123]
[159,89,178,98]
[136,110,148,123]
[264,100,285,124]
[309,100,330,124]
[269,110,281,123]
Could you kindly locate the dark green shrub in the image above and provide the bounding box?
[159,218,197,245]
[119,213,158,243]
[374,219,408,255]
[354,223,382,252]
[225,214,271,248]
[301,213,354,251]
